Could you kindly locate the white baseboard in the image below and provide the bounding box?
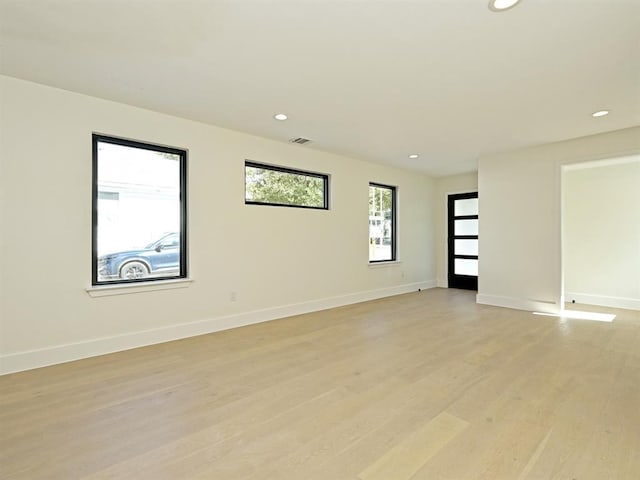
[564,292,640,311]
[476,294,560,314]
[436,278,448,288]
[0,280,437,375]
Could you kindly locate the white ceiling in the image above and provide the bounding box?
[1,0,638,176]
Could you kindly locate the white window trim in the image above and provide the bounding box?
[368,260,402,268]
[86,278,193,297]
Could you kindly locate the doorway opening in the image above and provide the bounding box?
[561,155,640,314]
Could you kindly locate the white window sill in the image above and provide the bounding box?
[86,278,193,297]
[368,260,402,268]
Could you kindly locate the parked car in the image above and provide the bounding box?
[98,232,180,280]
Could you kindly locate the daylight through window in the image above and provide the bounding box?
[369,183,396,262]
[92,135,187,285]
[245,161,328,209]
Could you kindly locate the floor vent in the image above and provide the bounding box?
[289,137,312,145]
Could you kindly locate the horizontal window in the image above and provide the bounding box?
[244,161,329,209]
[92,135,187,286]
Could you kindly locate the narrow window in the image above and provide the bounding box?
[92,135,187,285]
[369,183,396,262]
[244,161,329,209]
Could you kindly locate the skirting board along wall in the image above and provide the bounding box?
[476,294,561,314]
[0,281,437,375]
[564,292,640,311]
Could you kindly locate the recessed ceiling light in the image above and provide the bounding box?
[591,110,610,118]
[274,113,288,121]
[488,0,521,12]
[408,154,419,159]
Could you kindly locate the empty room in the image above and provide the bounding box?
[1,0,639,479]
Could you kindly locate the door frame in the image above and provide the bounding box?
[448,191,478,290]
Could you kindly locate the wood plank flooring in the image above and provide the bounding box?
[1,288,639,479]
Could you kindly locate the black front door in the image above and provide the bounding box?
[448,192,478,290]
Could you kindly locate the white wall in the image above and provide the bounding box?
[434,173,478,287]
[0,76,437,373]
[563,158,640,310]
[477,126,640,313]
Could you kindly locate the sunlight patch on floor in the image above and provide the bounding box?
[533,310,615,322]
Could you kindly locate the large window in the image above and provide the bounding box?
[92,135,187,285]
[369,183,396,262]
[245,161,329,209]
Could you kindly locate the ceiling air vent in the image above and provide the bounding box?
[289,137,312,145]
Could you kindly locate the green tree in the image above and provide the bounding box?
[369,185,393,219]
[246,167,325,207]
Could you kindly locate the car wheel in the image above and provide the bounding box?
[120,261,149,280]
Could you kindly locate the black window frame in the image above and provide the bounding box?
[368,182,397,263]
[244,160,329,210]
[92,134,188,286]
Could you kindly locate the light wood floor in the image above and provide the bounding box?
[1,288,639,479]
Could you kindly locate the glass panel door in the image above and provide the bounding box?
[448,192,478,290]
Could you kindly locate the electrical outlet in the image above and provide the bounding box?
[230,291,237,302]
